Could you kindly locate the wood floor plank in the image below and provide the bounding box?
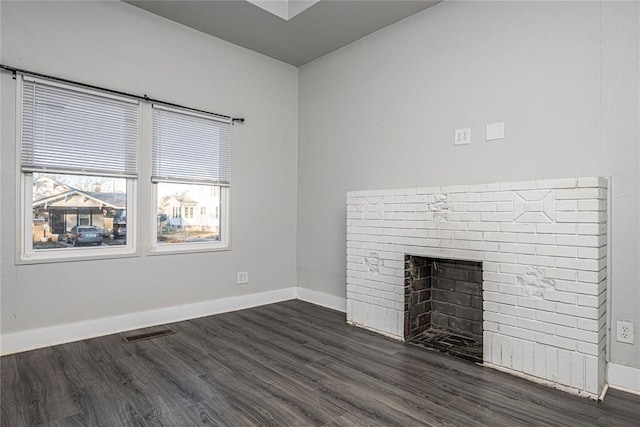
[308,359,482,426]
[251,303,405,357]
[219,328,334,389]
[322,410,391,427]
[317,378,468,427]
[67,380,149,427]
[197,359,317,426]
[215,347,346,423]
[207,311,324,365]
[8,346,81,425]
[2,300,640,426]
[399,344,611,424]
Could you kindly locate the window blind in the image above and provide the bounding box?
[152,105,231,185]
[20,76,139,178]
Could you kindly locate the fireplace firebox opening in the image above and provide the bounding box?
[404,255,483,363]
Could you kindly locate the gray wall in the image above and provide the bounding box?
[1,2,298,333]
[298,1,639,368]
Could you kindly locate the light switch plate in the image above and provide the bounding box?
[486,122,505,141]
[454,128,471,146]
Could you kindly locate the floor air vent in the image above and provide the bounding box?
[122,329,175,343]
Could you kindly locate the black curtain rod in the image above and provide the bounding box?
[0,64,245,124]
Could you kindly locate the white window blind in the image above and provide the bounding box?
[20,76,139,177]
[152,105,231,185]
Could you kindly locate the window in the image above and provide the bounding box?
[78,212,91,226]
[19,76,138,261]
[151,105,230,252]
[16,73,233,261]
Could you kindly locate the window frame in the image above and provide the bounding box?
[148,104,232,255]
[18,173,139,264]
[149,183,230,255]
[14,74,233,263]
[15,75,140,264]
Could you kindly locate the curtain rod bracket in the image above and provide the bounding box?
[232,118,245,125]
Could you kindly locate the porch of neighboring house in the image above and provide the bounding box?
[33,191,125,243]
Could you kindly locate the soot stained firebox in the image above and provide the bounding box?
[405,255,483,363]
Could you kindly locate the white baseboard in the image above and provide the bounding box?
[608,362,640,395]
[296,287,347,312]
[484,363,601,400]
[1,286,348,356]
[1,287,297,356]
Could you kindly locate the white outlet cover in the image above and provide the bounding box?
[616,320,634,344]
[454,128,471,146]
[486,122,505,141]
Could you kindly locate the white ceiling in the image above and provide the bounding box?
[125,0,442,66]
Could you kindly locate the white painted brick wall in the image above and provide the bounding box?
[346,177,608,398]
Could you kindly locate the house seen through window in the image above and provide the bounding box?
[157,183,221,244]
[32,173,128,249]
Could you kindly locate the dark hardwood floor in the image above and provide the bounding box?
[2,300,639,426]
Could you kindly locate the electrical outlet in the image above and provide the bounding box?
[454,128,471,146]
[237,271,249,285]
[616,321,634,344]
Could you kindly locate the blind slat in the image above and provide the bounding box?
[21,77,139,177]
[152,106,231,185]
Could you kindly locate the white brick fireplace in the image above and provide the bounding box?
[346,177,608,398]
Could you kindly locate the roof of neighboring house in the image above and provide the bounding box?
[162,193,198,206]
[32,176,71,203]
[33,190,127,209]
[85,192,126,208]
[32,176,126,209]
[33,190,126,209]
[175,195,198,204]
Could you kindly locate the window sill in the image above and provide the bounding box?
[148,242,231,256]
[18,246,139,265]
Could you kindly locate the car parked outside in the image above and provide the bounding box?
[66,226,103,246]
[113,223,127,239]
